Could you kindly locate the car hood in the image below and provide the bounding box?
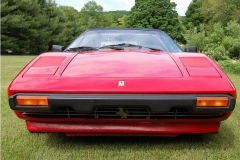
[8,50,236,97]
[61,50,182,78]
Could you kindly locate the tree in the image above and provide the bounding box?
[1,0,53,54]
[1,0,66,54]
[183,0,204,30]
[199,0,240,26]
[103,11,129,28]
[104,10,129,17]
[80,1,111,29]
[37,0,65,50]
[125,0,183,42]
[57,6,84,46]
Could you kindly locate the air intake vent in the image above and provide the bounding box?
[22,106,224,119]
[180,57,221,78]
[23,56,66,77]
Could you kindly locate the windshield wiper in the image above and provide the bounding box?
[65,46,98,52]
[144,47,163,51]
[65,44,163,52]
[106,43,163,51]
[99,45,124,50]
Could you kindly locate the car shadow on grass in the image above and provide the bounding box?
[43,123,236,150]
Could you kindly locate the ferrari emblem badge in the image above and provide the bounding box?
[118,81,125,86]
[116,107,128,118]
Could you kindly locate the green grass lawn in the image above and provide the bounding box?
[1,55,240,160]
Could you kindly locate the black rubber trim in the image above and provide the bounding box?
[9,94,236,113]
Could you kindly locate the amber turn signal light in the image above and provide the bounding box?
[16,96,48,106]
[196,97,229,107]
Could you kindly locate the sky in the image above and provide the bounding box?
[55,0,192,16]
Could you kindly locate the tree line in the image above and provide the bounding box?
[1,0,128,54]
[183,0,240,60]
[1,0,240,59]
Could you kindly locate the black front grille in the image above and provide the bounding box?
[22,107,224,119]
[94,107,151,119]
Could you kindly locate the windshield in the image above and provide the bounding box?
[65,29,182,52]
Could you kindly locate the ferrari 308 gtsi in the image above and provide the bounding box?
[8,28,236,136]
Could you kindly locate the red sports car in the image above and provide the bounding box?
[8,28,236,137]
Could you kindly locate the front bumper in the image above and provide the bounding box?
[10,93,235,136]
[9,93,236,113]
[26,120,222,136]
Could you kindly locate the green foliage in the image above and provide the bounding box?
[57,6,84,46]
[183,0,240,60]
[1,0,52,54]
[199,0,240,26]
[104,10,129,17]
[183,24,206,52]
[1,0,127,54]
[208,23,225,45]
[218,60,240,75]
[125,0,184,42]
[203,45,229,61]
[222,37,240,58]
[80,1,112,29]
[225,21,240,38]
[183,0,240,34]
[223,21,240,58]
[183,0,204,30]
[0,0,74,54]
[2,0,239,58]
[183,21,240,60]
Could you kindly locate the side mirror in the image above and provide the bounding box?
[184,46,197,52]
[52,45,65,52]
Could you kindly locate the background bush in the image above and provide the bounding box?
[1,0,240,63]
[183,21,240,61]
[1,0,129,54]
[218,60,240,75]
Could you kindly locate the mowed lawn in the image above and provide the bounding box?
[1,55,240,160]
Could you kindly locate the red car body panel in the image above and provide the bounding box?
[62,51,183,78]
[15,111,232,136]
[8,49,237,136]
[8,51,236,97]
